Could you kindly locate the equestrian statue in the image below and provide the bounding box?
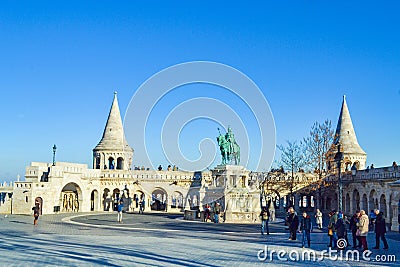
[217,127,240,165]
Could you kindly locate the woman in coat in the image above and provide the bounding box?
[356,210,369,251]
[288,207,299,241]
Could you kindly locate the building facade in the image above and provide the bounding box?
[1,94,399,229]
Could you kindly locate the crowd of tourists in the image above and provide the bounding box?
[280,206,391,250]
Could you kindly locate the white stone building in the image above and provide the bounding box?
[1,93,399,229]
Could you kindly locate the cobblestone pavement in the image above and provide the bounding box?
[0,213,398,266]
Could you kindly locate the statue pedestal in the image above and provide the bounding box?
[206,165,260,223]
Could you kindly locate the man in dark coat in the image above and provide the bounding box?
[335,213,348,249]
[373,210,389,249]
[300,212,312,248]
[288,207,299,240]
[349,211,361,248]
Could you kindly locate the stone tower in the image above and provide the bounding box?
[93,92,133,170]
[327,96,367,172]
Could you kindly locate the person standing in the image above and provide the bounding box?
[335,213,347,248]
[357,210,369,251]
[32,206,40,226]
[269,201,275,222]
[328,210,338,247]
[373,210,389,250]
[260,207,270,235]
[349,211,362,248]
[204,204,211,222]
[213,203,221,223]
[300,212,311,248]
[117,200,124,223]
[288,207,299,241]
[315,209,323,229]
[369,209,376,230]
[139,197,145,214]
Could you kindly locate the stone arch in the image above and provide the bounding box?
[362,193,368,212]
[61,182,82,212]
[108,157,115,170]
[112,188,121,211]
[344,157,352,171]
[352,189,360,211]
[133,190,145,210]
[333,193,338,210]
[90,190,99,211]
[116,157,124,170]
[389,193,394,228]
[369,189,378,211]
[380,194,387,215]
[151,188,167,211]
[345,193,350,213]
[326,197,332,211]
[171,191,184,209]
[102,188,111,211]
[354,161,360,170]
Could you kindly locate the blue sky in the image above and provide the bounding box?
[0,1,399,182]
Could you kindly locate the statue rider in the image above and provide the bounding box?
[225,127,236,158]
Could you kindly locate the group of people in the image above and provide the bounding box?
[282,207,390,250]
[285,207,312,248]
[348,209,389,250]
[203,203,222,223]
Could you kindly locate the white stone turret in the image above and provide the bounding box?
[327,96,367,172]
[93,92,133,170]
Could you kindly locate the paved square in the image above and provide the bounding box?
[0,213,398,266]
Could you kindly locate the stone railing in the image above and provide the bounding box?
[342,166,400,182]
[0,182,13,192]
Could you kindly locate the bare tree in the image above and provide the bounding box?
[303,120,334,209]
[277,140,306,207]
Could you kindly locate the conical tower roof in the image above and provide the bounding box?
[94,92,133,152]
[333,96,366,155]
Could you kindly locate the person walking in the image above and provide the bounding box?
[349,211,362,248]
[373,210,389,250]
[300,212,311,248]
[117,200,124,223]
[260,207,270,235]
[357,210,369,251]
[32,206,40,226]
[315,209,323,229]
[213,203,221,223]
[288,207,299,241]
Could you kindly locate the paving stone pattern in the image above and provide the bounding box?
[0,213,398,267]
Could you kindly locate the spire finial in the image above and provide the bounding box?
[343,95,346,100]
[114,91,117,96]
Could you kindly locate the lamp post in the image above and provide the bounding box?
[52,144,57,166]
[334,144,343,212]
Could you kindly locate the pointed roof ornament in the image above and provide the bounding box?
[94,92,133,152]
[334,95,366,155]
